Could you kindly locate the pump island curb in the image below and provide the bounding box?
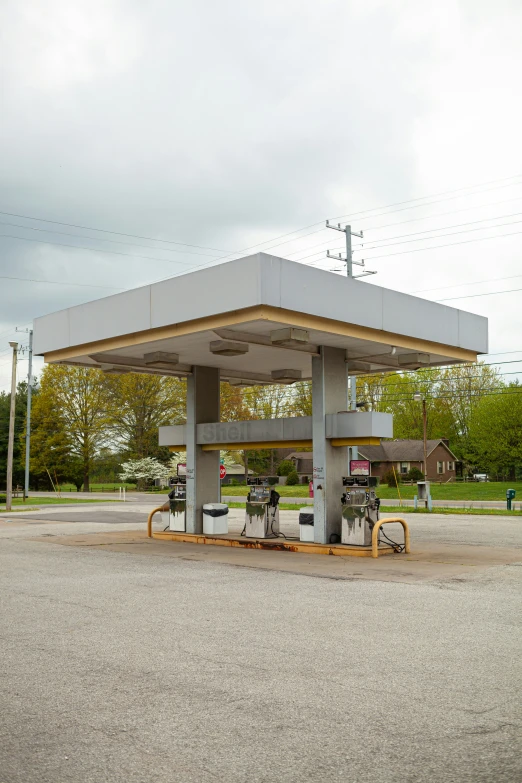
[33,252,488,553]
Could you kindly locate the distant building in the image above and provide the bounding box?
[285,439,460,482]
[220,463,254,485]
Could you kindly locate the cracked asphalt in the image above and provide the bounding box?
[0,509,521,782]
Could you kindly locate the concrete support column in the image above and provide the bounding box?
[186,366,220,534]
[312,346,348,544]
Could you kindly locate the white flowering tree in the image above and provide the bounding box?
[119,457,170,490]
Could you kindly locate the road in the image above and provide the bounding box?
[0,504,520,782]
[25,490,518,511]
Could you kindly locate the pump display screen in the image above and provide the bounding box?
[350,459,370,477]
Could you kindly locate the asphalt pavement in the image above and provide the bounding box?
[0,505,520,783]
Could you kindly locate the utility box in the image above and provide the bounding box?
[507,488,516,511]
[417,481,431,501]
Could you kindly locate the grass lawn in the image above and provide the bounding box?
[222,481,522,501]
[226,501,522,516]
[0,497,118,509]
[57,483,137,492]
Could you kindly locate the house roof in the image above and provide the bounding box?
[286,451,313,461]
[359,439,458,462]
[226,464,254,475]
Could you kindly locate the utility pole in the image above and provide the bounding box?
[25,330,33,499]
[326,220,377,464]
[414,393,428,477]
[6,342,18,512]
[16,327,33,499]
[422,398,428,479]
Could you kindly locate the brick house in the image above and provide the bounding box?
[358,439,459,482]
[285,440,459,482]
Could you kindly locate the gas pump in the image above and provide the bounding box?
[168,476,187,532]
[341,476,380,546]
[245,477,280,538]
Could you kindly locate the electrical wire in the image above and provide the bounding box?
[329,177,522,224]
[362,193,522,232]
[407,274,522,295]
[0,210,235,253]
[289,210,522,261]
[0,274,123,290]
[437,288,522,302]
[0,233,219,266]
[352,212,522,249]
[0,219,230,258]
[358,227,522,261]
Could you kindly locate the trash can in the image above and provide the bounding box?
[203,503,229,534]
[299,507,314,542]
[507,488,516,511]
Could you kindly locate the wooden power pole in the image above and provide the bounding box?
[6,341,18,512]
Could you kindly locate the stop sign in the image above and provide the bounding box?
[219,464,227,480]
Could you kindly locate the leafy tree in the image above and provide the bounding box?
[382,468,401,487]
[30,365,111,490]
[468,384,522,479]
[0,381,30,489]
[277,459,295,476]
[104,374,186,460]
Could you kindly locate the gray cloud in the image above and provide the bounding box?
[1,0,522,389]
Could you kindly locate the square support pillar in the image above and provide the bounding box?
[312,346,348,544]
[186,366,220,534]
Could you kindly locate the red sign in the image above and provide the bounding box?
[219,464,227,480]
[177,463,187,476]
[350,459,371,477]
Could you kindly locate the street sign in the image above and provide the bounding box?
[219,464,227,480]
[177,463,186,476]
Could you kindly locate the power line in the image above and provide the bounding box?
[437,287,522,302]
[362,194,522,232]
[0,274,123,290]
[352,212,522,250]
[407,274,522,295]
[0,210,235,253]
[0,232,220,267]
[184,174,522,264]
[0,220,226,258]
[360,227,522,262]
[330,177,522,224]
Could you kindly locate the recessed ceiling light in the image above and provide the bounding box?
[397,353,430,369]
[210,340,249,356]
[270,328,310,346]
[271,369,302,383]
[143,351,180,367]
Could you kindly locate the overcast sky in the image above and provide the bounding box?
[1,0,521,390]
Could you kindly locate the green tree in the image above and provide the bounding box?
[30,365,110,490]
[0,381,30,489]
[468,383,522,479]
[104,374,186,460]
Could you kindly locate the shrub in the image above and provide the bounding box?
[383,469,401,487]
[277,459,295,477]
[407,467,424,482]
[286,470,299,486]
[0,494,6,504]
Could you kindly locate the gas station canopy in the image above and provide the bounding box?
[33,253,488,375]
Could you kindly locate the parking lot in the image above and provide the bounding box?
[0,505,520,782]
